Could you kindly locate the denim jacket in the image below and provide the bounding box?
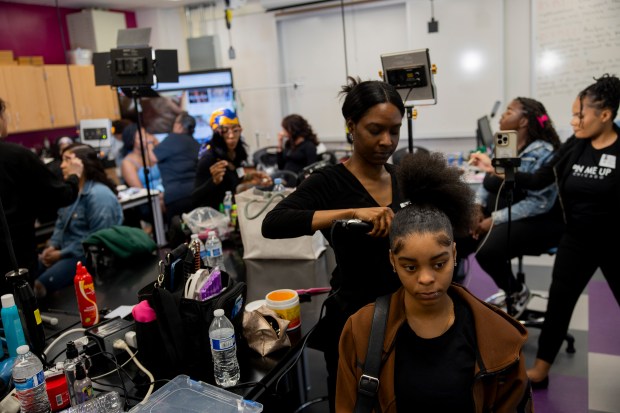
[476,140,558,225]
[49,181,123,258]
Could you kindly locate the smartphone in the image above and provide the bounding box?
[493,130,518,174]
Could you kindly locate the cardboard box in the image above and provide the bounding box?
[17,56,32,65]
[31,56,44,66]
[0,60,18,66]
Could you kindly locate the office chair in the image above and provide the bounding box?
[486,249,576,354]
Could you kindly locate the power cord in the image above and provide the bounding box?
[113,339,155,404]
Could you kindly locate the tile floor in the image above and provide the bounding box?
[297,252,620,413]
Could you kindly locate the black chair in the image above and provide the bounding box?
[252,146,279,171]
[391,146,430,165]
[486,249,576,354]
[270,169,299,188]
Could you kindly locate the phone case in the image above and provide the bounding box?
[493,130,518,173]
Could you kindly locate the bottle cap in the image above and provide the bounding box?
[225,190,232,195]
[16,345,29,355]
[213,309,224,317]
[208,230,216,237]
[66,341,78,359]
[4,268,29,284]
[232,204,237,211]
[191,234,199,240]
[1,294,15,308]
[75,261,87,277]
[274,178,282,185]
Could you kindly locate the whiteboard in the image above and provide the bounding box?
[276,0,504,141]
[533,0,620,138]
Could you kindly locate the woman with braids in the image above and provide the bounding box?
[458,97,564,318]
[263,77,405,412]
[36,143,123,297]
[337,151,532,413]
[276,114,319,173]
[471,74,620,388]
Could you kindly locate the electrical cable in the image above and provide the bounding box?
[91,350,138,380]
[42,328,86,358]
[113,339,155,404]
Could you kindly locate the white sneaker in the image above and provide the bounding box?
[510,284,531,319]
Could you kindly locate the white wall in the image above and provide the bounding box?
[135,0,580,156]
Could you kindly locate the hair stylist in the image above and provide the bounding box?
[262,77,405,412]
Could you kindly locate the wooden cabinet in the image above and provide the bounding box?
[0,66,52,133]
[0,64,120,133]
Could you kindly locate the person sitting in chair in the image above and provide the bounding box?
[337,151,532,413]
[457,97,564,318]
[36,144,123,296]
[276,114,319,174]
[193,108,271,210]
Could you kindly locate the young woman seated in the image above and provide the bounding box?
[36,144,123,296]
[276,114,319,174]
[336,151,532,413]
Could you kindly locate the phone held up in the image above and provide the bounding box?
[493,130,518,174]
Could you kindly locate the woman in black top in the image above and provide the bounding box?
[276,114,319,173]
[262,77,405,412]
[471,74,620,388]
[193,109,271,210]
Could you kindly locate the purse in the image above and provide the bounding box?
[242,305,291,356]
[235,187,326,260]
[135,245,247,382]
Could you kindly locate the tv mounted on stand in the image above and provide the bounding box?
[118,68,235,145]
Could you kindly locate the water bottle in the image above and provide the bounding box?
[1,293,26,357]
[273,178,285,193]
[209,309,240,387]
[191,234,208,266]
[64,341,80,407]
[223,191,233,219]
[12,345,52,413]
[205,231,226,271]
[63,392,122,413]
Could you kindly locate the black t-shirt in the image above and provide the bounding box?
[394,293,476,412]
[564,138,619,232]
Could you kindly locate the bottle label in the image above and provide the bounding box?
[211,247,222,257]
[211,335,235,351]
[34,309,42,325]
[14,370,44,391]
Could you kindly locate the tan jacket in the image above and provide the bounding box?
[336,284,533,413]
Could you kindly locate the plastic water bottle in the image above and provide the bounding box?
[205,231,226,271]
[191,234,208,266]
[209,309,240,387]
[12,345,51,413]
[63,392,122,413]
[223,191,233,219]
[1,293,26,357]
[273,178,285,193]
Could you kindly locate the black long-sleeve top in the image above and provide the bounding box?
[515,123,620,232]
[0,142,79,293]
[276,139,318,174]
[192,147,243,210]
[262,163,403,313]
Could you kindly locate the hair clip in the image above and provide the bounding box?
[537,114,549,128]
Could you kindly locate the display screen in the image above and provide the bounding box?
[118,68,235,144]
[476,115,494,149]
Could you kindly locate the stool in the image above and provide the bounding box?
[486,249,576,354]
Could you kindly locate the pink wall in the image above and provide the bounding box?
[0,1,136,148]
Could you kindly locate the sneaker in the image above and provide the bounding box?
[510,284,531,319]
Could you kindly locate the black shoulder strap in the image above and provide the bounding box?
[354,294,391,413]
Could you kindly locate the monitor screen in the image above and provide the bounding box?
[476,115,494,149]
[118,68,235,145]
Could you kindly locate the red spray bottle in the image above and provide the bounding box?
[74,262,99,327]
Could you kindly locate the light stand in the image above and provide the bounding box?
[491,157,521,315]
[406,106,415,153]
[123,87,159,247]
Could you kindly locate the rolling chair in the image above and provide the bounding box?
[270,169,299,188]
[486,249,576,354]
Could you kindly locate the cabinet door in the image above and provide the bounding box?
[0,66,52,132]
[43,65,77,128]
[68,65,120,121]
